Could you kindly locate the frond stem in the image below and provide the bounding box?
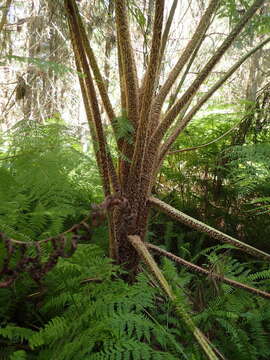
[128,235,219,360]
[146,243,270,300]
[148,196,270,261]
[152,0,266,148]
[115,0,139,129]
[159,35,270,160]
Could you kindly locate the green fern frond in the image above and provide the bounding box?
[9,350,27,360]
[114,115,134,144]
[0,325,35,342]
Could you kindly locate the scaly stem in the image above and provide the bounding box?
[148,196,270,261]
[128,235,219,360]
[146,243,270,299]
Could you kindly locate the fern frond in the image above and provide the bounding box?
[0,325,35,342]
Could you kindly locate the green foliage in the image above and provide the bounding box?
[1,209,270,359]
[0,245,185,359]
[227,143,270,196]
[114,114,134,162]
[115,114,134,144]
[218,0,270,45]
[158,251,270,360]
[0,119,102,241]
[159,104,270,253]
[10,351,27,360]
[1,106,270,359]
[5,56,78,77]
[249,197,270,215]
[194,253,270,360]
[5,240,269,360]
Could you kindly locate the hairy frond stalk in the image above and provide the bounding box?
[148,197,270,261]
[128,235,219,360]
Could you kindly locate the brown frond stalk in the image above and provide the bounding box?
[148,197,270,261]
[128,0,164,186]
[149,0,220,129]
[128,235,219,360]
[152,0,266,147]
[158,0,178,71]
[136,0,220,202]
[104,0,115,91]
[146,243,270,300]
[141,0,164,115]
[115,33,134,186]
[65,0,111,196]
[68,21,103,183]
[107,150,121,194]
[166,33,206,112]
[66,0,121,194]
[115,0,139,129]
[142,0,179,111]
[159,36,270,160]
[74,55,103,181]
[167,117,245,155]
[116,31,127,115]
[108,213,118,260]
[75,52,119,194]
[70,0,118,142]
[128,235,173,296]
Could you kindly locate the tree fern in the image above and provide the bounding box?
[1,119,270,359]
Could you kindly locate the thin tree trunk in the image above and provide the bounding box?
[0,0,12,33]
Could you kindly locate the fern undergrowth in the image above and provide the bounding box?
[0,119,270,359]
[1,243,270,360]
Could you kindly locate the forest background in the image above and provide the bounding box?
[0,0,270,359]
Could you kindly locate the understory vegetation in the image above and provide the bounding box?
[0,114,269,359]
[1,0,270,358]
